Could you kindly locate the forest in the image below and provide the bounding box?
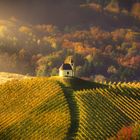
[0,0,140,82]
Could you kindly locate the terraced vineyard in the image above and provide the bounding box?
[75,84,140,139]
[0,77,139,140]
[0,78,70,140]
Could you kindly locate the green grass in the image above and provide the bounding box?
[0,76,139,140]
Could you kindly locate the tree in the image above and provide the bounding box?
[75,66,83,77]
[107,65,117,74]
[94,74,106,82]
[36,65,47,76]
[19,49,26,60]
[109,122,140,140]
[51,68,58,76]
[105,0,120,13]
[19,26,32,35]
[131,3,140,19]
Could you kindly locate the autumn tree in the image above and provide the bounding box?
[131,2,140,19]
[105,0,120,13]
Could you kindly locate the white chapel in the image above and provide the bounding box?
[59,59,74,77]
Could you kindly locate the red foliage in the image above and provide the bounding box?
[117,56,140,69]
[116,126,132,140]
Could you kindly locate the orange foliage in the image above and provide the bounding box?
[62,39,96,55]
[74,43,97,55]
[104,1,120,13]
[35,24,58,33]
[131,3,140,19]
[90,27,111,41]
[111,29,126,42]
[80,3,102,12]
[116,126,132,140]
[124,31,134,42]
[19,26,32,34]
[62,40,74,50]
[118,56,140,69]
[89,3,102,12]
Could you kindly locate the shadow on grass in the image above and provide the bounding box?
[58,82,79,140]
[53,77,108,91]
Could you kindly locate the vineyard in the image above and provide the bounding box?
[0,78,71,140]
[0,77,140,140]
[75,83,140,139]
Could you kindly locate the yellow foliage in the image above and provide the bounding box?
[0,25,7,37]
[19,26,32,34]
[105,1,120,13]
[132,3,140,19]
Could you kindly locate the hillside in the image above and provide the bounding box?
[0,77,139,139]
[0,72,30,84]
[0,17,140,81]
[0,2,140,81]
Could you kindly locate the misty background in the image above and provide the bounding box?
[0,0,140,81]
[0,0,139,26]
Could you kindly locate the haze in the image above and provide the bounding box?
[0,0,136,26]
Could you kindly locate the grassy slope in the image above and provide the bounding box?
[0,72,30,84]
[0,75,139,139]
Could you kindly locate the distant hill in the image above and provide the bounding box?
[0,1,140,81]
[0,14,140,81]
[0,76,139,139]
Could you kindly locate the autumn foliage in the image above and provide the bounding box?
[109,122,140,140]
[0,1,140,81]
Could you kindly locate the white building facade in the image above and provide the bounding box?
[59,63,74,77]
